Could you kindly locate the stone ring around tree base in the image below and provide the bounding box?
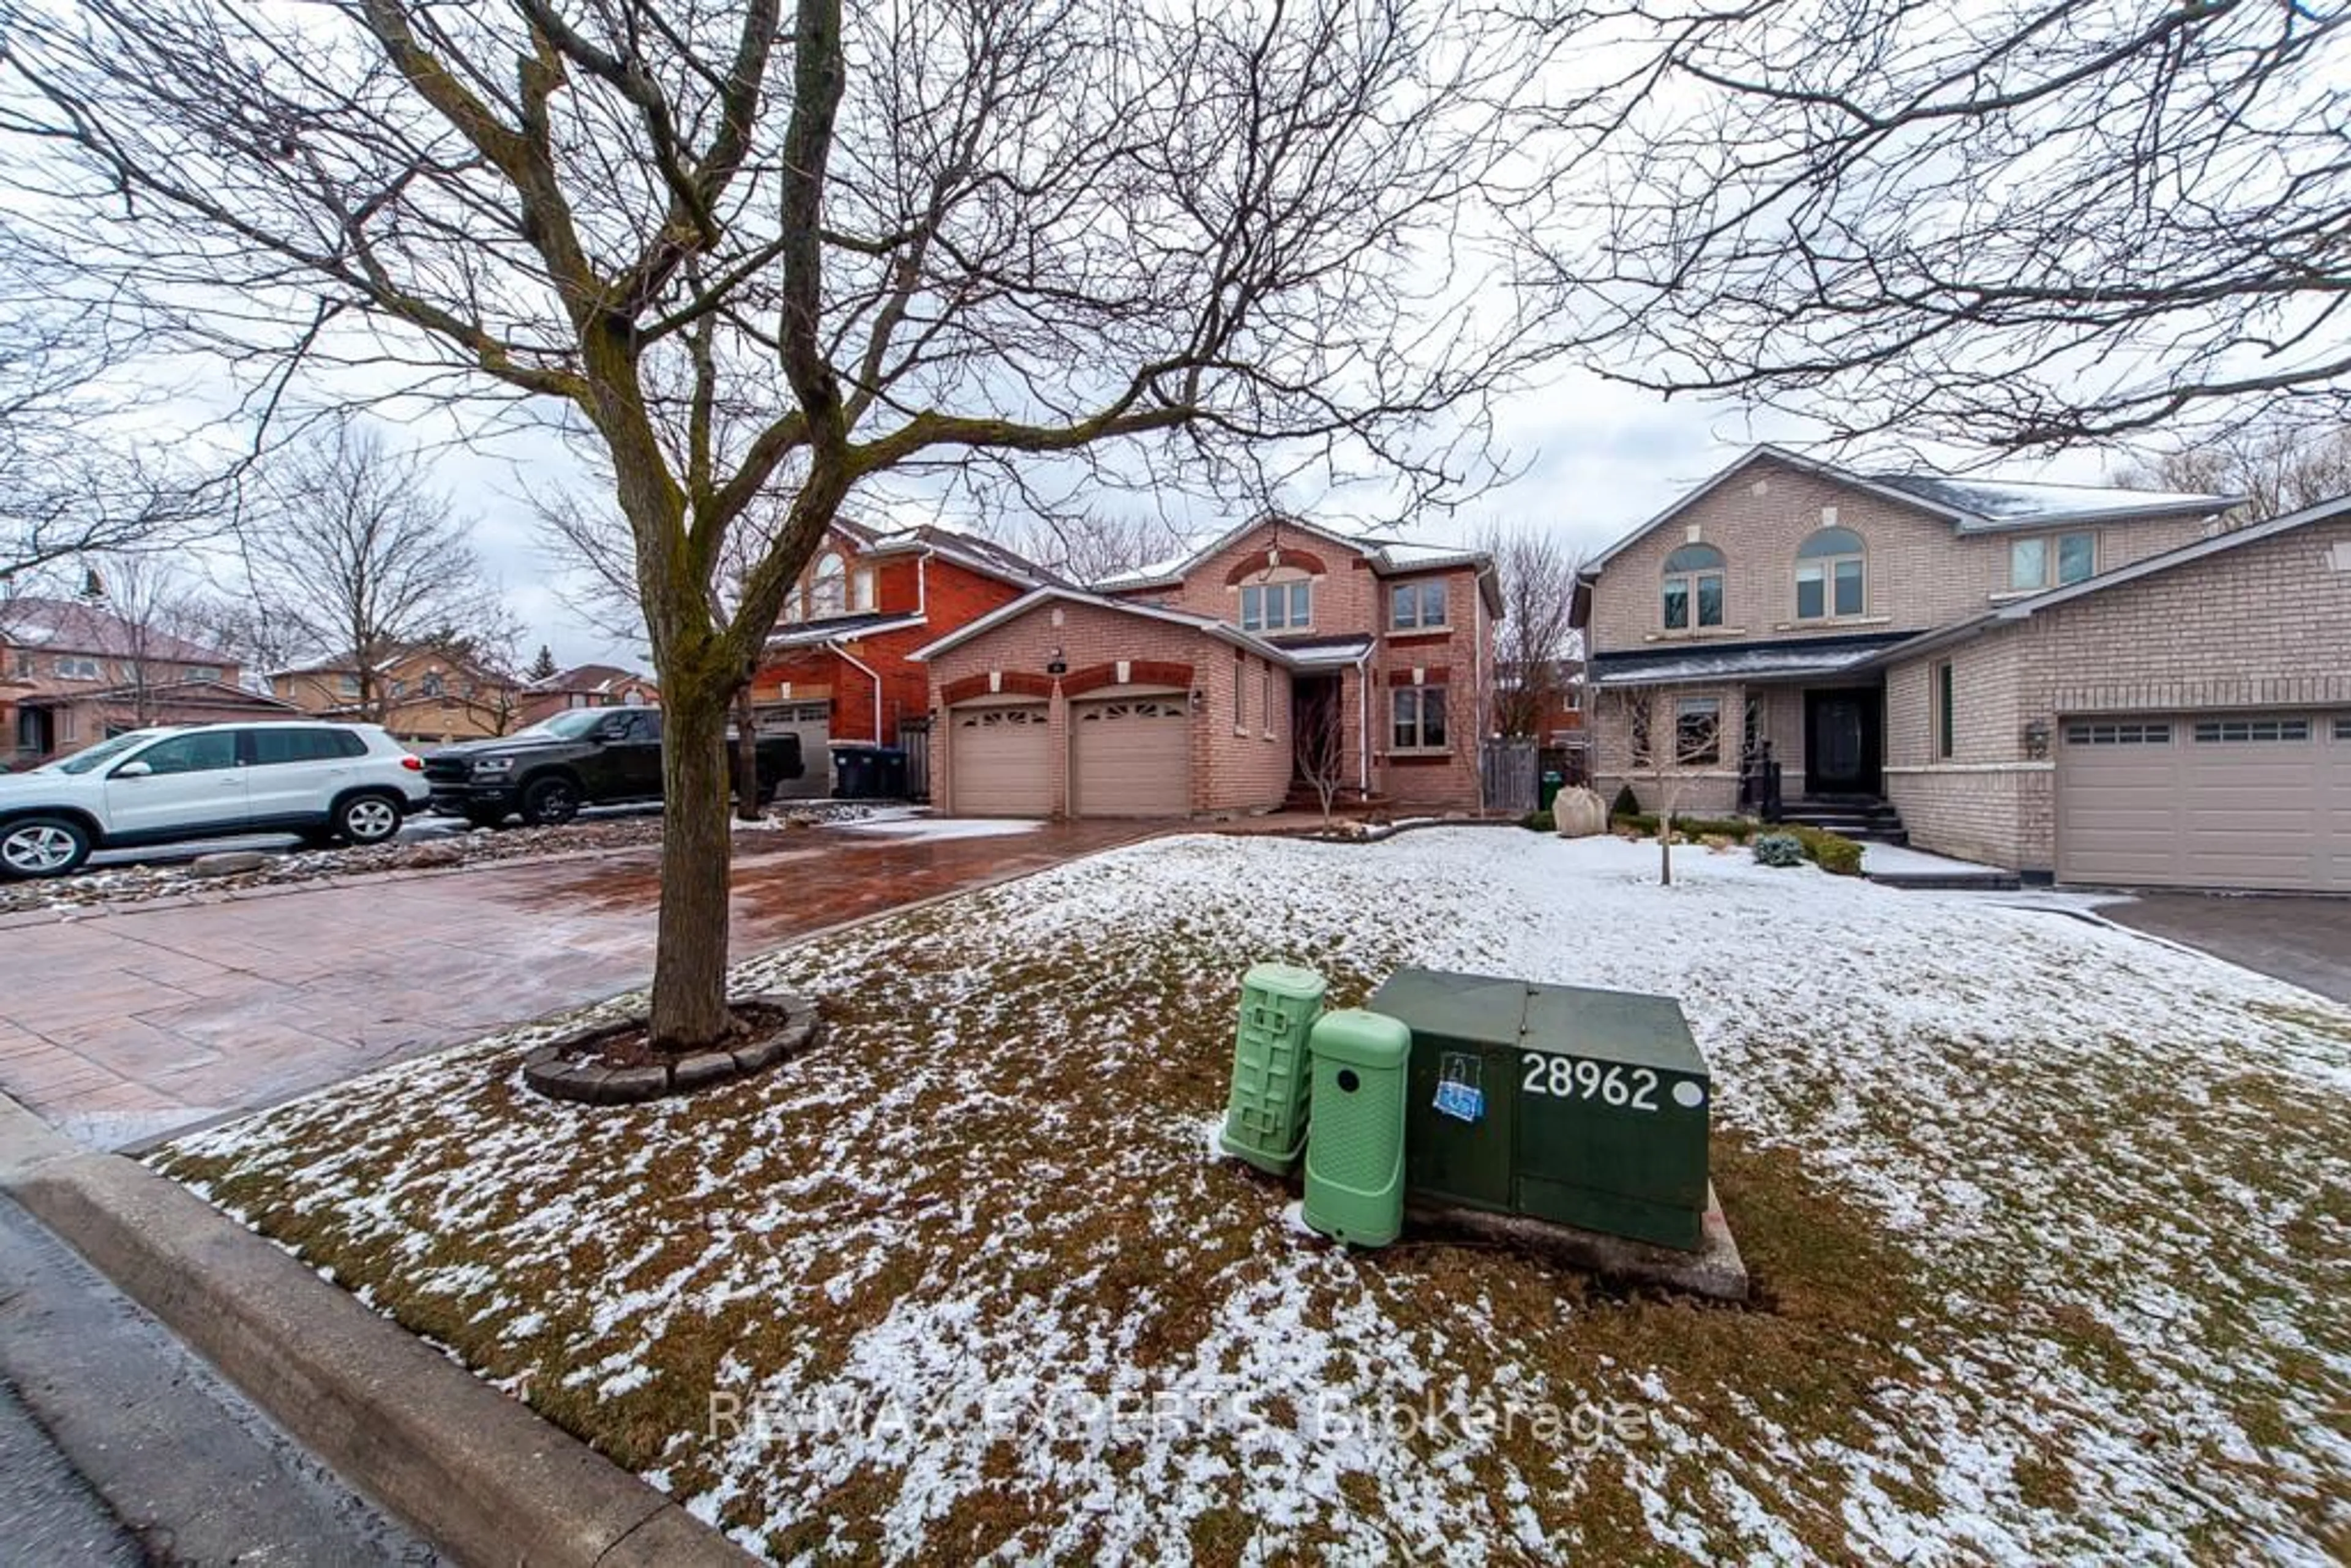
[520,991,820,1105]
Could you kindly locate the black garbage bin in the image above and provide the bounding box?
[874,747,909,800]
[831,744,879,800]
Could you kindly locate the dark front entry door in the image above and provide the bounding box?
[1804,688,1883,794]
[1292,675,1341,783]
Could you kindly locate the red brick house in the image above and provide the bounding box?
[748,521,1060,791]
[912,516,1501,818]
[4,597,291,765]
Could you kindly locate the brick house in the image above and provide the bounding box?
[1575,445,2351,890]
[269,643,526,748]
[514,664,659,727]
[748,521,1059,795]
[2,597,291,765]
[911,516,1501,819]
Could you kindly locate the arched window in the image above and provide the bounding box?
[1662,543,1726,631]
[809,552,848,617]
[1794,527,1865,620]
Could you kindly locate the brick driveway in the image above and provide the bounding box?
[0,821,1146,1148]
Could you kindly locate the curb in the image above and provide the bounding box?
[0,1094,749,1567]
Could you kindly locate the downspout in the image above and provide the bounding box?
[830,639,885,745]
[1474,577,1490,812]
[1357,647,1371,797]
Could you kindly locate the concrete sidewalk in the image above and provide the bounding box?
[0,820,1146,1147]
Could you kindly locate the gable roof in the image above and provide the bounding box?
[818,518,1063,590]
[0,597,233,666]
[765,612,929,651]
[1864,491,2351,668]
[1089,513,1503,615]
[907,587,1302,667]
[1582,444,2241,572]
[530,662,655,695]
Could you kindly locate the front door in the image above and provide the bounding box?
[1804,688,1883,795]
[1292,675,1342,783]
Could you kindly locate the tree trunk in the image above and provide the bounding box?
[1658,814,1672,886]
[731,688,762,823]
[649,674,737,1049]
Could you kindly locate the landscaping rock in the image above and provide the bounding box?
[1551,787,1608,839]
[189,851,274,877]
[599,1065,670,1104]
[671,1052,738,1091]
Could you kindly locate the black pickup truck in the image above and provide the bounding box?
[422,707,803,827]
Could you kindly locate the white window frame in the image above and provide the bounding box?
[808,552,849,618]
[1794,528,1866,621]
[850,567,877,613]
[1661,545,1727,632]
[1389,580,1448,631]
[1390,684,1449,752]
[2009,531,2097,591]
[1674,696,1721,766]
[55,655,103,681]
[1239,579,1312,632]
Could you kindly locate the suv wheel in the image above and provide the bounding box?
[334,792,403,846]
[1,817,92,880]
[522,776,581,827]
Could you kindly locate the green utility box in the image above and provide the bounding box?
[1219,962,1328,1174]
[1372,967,1712,1251]
[1301,1010,1411,1248]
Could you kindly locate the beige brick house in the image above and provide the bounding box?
[1576,446,2351,890]
[912,516,1501,818]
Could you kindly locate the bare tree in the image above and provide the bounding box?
[1612,685,1720,886]
[1480,523,1581,740]
[244,422,514,722]
[2117,427,2351,525]
[2,0,1548,1050]
[0,225,214,580]
[1008,512,1187,587]
[1534,0,2351,452]
[89,557,230,726]
[1292,691,1351,835]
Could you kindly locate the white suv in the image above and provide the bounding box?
[0,722,430,879]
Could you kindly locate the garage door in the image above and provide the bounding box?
[1071,696,1191,817]
[2058,712,2351,891]
[948,703,1051,816]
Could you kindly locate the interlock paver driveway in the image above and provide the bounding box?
[0,821,1144,1148]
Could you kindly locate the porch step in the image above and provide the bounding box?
[1868,870,2023,891]
[1775,795,1907,845]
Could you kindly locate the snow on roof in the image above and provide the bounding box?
[1,597,231,665]
[765,612,928,651]
[1591,638,1903,688]
[1866,473,2236,528]
[1280,636,1377,668]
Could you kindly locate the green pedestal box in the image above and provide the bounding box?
[1218,962,1327,1174]
[1301,1009,1411,1248]
[1372,967,1712,1251]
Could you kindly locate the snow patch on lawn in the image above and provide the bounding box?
[834,816,1043,841]
[157,830,2351,1564]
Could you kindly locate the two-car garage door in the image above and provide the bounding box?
[2057,712,2351,891]
[948,696,1192,817]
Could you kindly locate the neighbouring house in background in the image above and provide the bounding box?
[269,642,525,749]
[911,514,1501,819]
[1,596,292,765]
[1575,444,2351,891]
[748,520,1062,797]
[514,663,660,728]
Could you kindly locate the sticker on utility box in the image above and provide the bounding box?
[1433,1052,1486,1123]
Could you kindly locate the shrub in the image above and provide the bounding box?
[1786,823,1865,876]
[1521,811,1554,833]
[1752,831,1805,868]
[1614,811,1659,837]
[1610,783,1641,819]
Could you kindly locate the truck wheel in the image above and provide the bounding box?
[0,816,92,880]
[522,776,582,827]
